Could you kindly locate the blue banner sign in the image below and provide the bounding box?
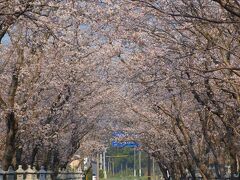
[112,141,139,148]
[112,131,125,138]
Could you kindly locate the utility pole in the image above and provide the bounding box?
[112,159,115,176]
[152,157,155,180]
[139,151,142,177]
[100,153,103,170]
[103,150,107,179]
[148,154,151,180]
[97,153,99,180]
[108,158,111,173]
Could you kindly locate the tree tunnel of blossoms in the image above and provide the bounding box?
[0,0,239,179]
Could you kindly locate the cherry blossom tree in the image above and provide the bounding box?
[98,0,240,178]
[0,0,121,170]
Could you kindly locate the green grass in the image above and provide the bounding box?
[101,176,158,180]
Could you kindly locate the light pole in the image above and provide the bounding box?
[103,149,107,179]
[97,153,99,180]
[152,157,155,180]
[139,150,142,177]
[134,147,136,177]
[100,153,103,170]
[148,154,151,180]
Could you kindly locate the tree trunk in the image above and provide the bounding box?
[2,111,18,170]
[2,48,22,170]
[16,146,23,167]
[157,162,169,180]
[31,146,39,166]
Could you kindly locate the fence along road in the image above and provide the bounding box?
[0,164,83,180]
